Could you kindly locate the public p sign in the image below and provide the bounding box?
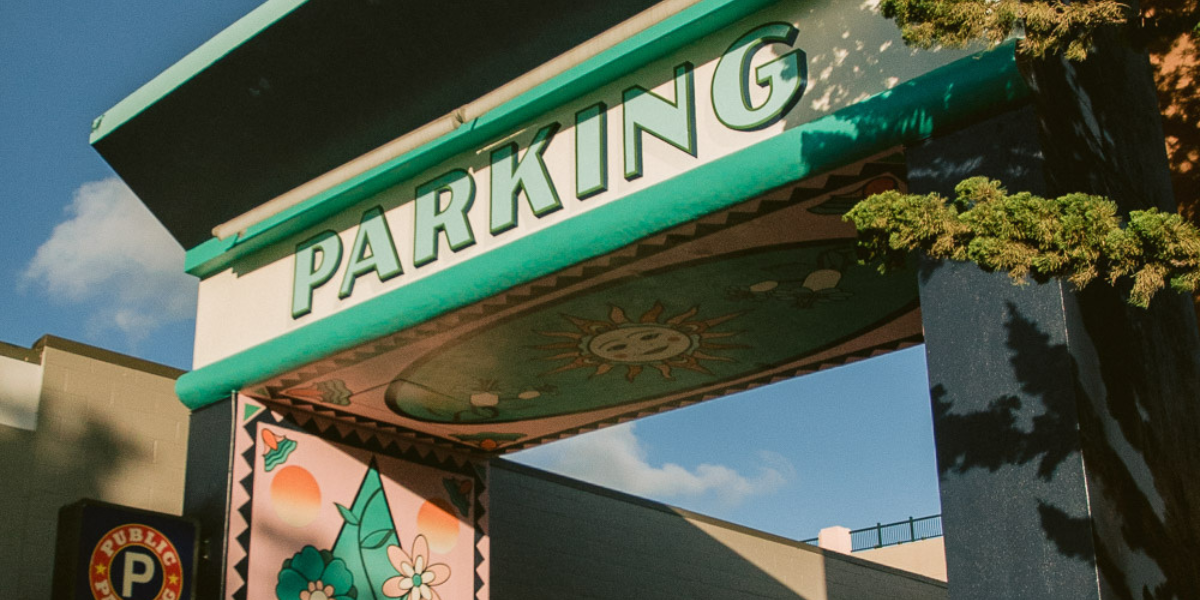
[53,500,197,600]
[87,524,184,600]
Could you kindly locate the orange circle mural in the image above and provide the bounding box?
[417,499,460,553]
[270,466,321,527]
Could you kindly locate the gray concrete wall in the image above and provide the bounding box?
[488,460,947,600]
[184,399,233,600]
[0,336,189,598]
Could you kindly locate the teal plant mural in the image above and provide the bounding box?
[276,546,356,600]
[263,428,298,472]
[236,399,480,600]
[274,461,459,600]
[329,463,399,600]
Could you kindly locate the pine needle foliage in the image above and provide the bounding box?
[880,0,1129,61]
[844,177,1200,307]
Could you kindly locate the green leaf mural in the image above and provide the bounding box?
[328,461,401,600]
[336,503,360,526]
[361,529,396,550]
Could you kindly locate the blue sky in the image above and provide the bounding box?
[0,0,941,540]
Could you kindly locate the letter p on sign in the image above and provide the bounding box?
[122,552,155,597]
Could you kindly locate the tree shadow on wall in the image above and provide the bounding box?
[1143,0,1200,323]
[0,415,147,597]
[932,305,1080,482]
[1074,284,1200,600]
[930,295,1200,599]
[488,459,949,600]
[929,303,1096,570]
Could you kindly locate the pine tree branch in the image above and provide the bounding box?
[844,177,1200,307]
[880,0,1130,60]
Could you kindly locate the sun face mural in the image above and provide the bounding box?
[536,302,744,382]
[381,240,919,428]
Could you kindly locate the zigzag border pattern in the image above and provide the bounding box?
[228,398,283,600]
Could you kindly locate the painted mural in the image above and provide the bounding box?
[385,241,911,425]
[227,395,488,600]
[247,151,923,454]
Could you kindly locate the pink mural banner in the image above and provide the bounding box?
[227,395,489,600]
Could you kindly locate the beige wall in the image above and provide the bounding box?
[0,336,189,598]
[686,517,948,599]
[855,537,947,582]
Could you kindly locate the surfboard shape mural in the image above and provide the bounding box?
[247,151,923,453]
[385,241,915,424]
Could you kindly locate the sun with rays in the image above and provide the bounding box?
[534,302,746,381]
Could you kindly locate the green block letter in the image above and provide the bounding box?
[623,63,697,180]
[414,169,477,267]
[490,123,562,234]
[712,22,806,131]
[338,206,403,299]
[292,230,343,319]
[575,103,608,199]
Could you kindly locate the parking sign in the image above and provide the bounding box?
[53,500,197,600]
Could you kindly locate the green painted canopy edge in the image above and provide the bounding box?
[89,0,308,144]
[175,42,1027,410]
[183,0,778,278]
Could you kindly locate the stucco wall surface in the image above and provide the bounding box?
[0,337,189,597]
[854,537,947,582]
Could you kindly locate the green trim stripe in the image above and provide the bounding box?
[176,43,1028,409]
[183,0,778,278]
[90,0,308,143]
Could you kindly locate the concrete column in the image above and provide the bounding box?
[912,107,1200,599]
[818,526,853,554]
[183,398,234,600]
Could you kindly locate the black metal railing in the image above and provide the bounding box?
[850,515,942,551]
[800,514,943,552]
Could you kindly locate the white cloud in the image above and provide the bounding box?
[513,423,792,507]
[23,178,196,344]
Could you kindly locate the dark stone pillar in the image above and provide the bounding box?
[183,398,235,600]
[913,106,1200,599]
